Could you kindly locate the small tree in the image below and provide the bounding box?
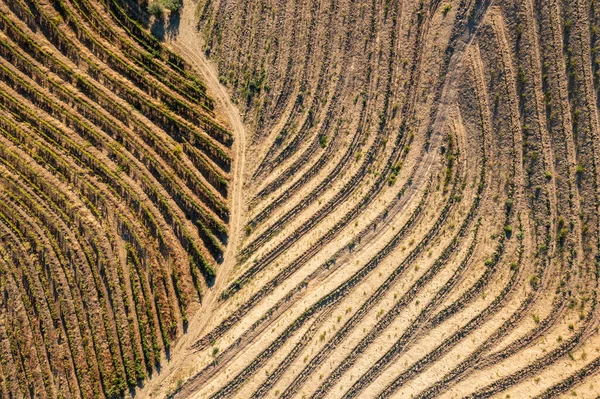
[161,0,180,12]
[148,0,180,15]
[148,2,163,16]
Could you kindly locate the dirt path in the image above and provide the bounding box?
[170,3,247,296]
[138,0,247,397]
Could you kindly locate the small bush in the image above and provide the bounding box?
[161,0,180,11]
[388,174,397,186]
[147,2,163,16]
[319,134,328,148]
[149,0,180,14]
[529,274,540,290]
[558,227,568,243]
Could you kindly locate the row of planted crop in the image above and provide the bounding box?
[232,115,414,306]
[0,33,227,212]
[209,13,486,390]
[0,9,230,194]
[0,186,113,397]
[0,65,226,264]
[102,0,204,87]
[69,0,212,112]
[224,2,426,316]
[189,181,432,399]
[206,145,461,399]
[0,227,60,398]
[282,132,470,398]
[0,108,186,396]
[247,93,369,229]
[307,152,483,399]
[194,164,429,355]
[375,192,517,399]
[218,125,420,372]
[0,85,216,284]
[205,108,460,395]
[50,0,233,146]
[379,29,553,395]
[0,138,102,398]
[239,6,421,265]
[247,0,350,182]
[0,52,226,261]
[1,107,185,361]
[4,0,233,164]
[0,94,211,296]
[0,140,149,395]
[72,0,213,110]
[0,1,224,396]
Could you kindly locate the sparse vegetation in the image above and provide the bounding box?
[0,0,231,395]
[3,0,600,398]
[442,4,452,16]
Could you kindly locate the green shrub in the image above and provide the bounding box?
[529,274,540,290]
[558,227,568,243]
[319,134,328,148]
[148,0,180,14]
[147,2,163,16]
[161,0,180,11]
[388,173,397,186]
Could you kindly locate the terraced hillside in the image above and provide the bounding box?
[153,0,600,397]
[0,0,237,397]
[4,0,600,397]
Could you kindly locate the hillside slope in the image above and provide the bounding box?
[0,0,234,397]
[4,0,600,398]
[166,0,600,397]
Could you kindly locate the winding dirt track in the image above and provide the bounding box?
[136,1,248,395]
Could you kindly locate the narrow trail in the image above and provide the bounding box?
[137,0,247,396]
